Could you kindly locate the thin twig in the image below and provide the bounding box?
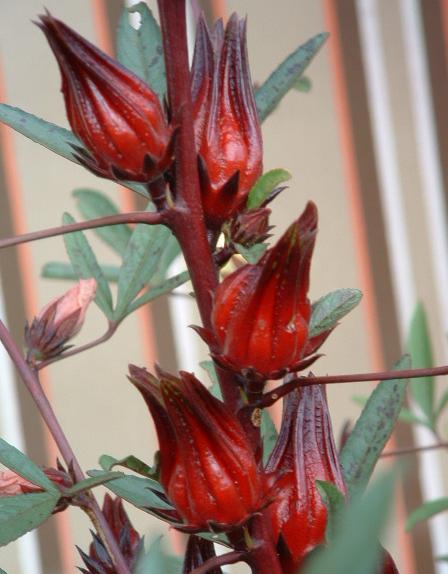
[256,364,448,408]
[37,321,119,370]
[190,551,247,574]
[380,442,448,458]
[0,319,131,574]
[0,211,165,249]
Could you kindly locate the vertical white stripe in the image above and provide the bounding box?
[0,281,43,574]
[358,0,448,569]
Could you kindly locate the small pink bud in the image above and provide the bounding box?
[0,470,41,496]
[25,278,97,362]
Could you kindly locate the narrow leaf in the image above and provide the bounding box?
[310,289,362,337]
[99,454,158,480]
[87,470,171,510]
[0,104,81,163]
[63,213,114,318]
[304,472,395,574]
[340,356,410,497]
[126,270,190,314]
[407,303,435,429]
[255,33,328,122]
[261,410,278,465]
[134,536,183,574]
[0,439,57,493]
[436,388,448,420]
[73,189,132,256]
[117,3,166,100]
[0,492,59,546]
[352,396,430,428]
[63,471,123,496]
[42,261,120,283]
[114,215,172,319]
[316,480,345,542]
[406,498,448,531]
[246,168,291,209]
[234,242,267,264]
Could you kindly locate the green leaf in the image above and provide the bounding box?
[340,356,410,497]
[148,234,182,286]
[247,168,292,209]
[114,213,172,319]
[73,189,132,257]
[407,303,435,429]
[437,554,448,562]
[0,568,8,573]
[0,104,81,164]
[255,33,328,122]
[126,270,190,314]
[310,289,363,338]
[42,261,120,283]
[406,497,448,531]
[352,395,431,429]
[134,537,182,574]
[303,472,395,574]
[0,439,58,493]
[62,213,114,318]
[117,3,166,100]
[435,388,448,420]
[87,470,172,511]
[63,471,124,497]
[261,410,278,465]
[294,76,312,93]
[0,492,59,546]
[100,454,159,480]
[316,481,346,543]
[234,242,267,264]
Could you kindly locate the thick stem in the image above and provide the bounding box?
[248,514,283,574]
[256,364,448,408]
[0,319,131,574]
[0,211,164,249]
[190,551,247,574]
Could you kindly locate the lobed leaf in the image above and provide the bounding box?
[0,439,58,493]
[42,261,120,283]
[0,492,59,546]
[126,270,190,315]
[63,213,114,318]
[406,497,448,531]
[255,33,328,122]
[73,189,132,257]
[407,303,435,430]
[246,168,291,209]
[116,2,166,100]
[310,288,362,338]
[340,356,410,497]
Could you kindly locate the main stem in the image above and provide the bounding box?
[0,320,131,574]
[157,0,241,412]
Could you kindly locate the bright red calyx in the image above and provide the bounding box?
[266,384,346,568]
[192,14,263,228]
[128,366,266,532]
[211,202,318,379]
[38,13,172,183]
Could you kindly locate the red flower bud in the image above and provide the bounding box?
[211,202,318,379]
[38,13,172,183]
[227,207,272,248]
[79,494,141,574]
[25,279,96,362]
[129,366,265,531]
[266,385,346,567]
[192,14,263,227]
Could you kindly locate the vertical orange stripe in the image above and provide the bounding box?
[210,0,227,21]
[322,2,416,573]
[0,62,74,573]
[91,0,158,370]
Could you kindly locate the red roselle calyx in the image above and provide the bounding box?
[210,202,320,380]
[266,384,346,569]
[192,14,263,228]
[25,278,96,362]
[38,13,172,184]
[128,366,266,532]
[79,494,141,574]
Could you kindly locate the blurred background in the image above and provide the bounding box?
[1,0,448,572]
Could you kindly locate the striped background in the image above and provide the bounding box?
[1,1,448,572]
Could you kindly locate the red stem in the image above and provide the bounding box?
[0,319,131,574]
[380,442,448,458]
[0,211,164,249]
[190,551,247,574]
[256,364,448,408]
